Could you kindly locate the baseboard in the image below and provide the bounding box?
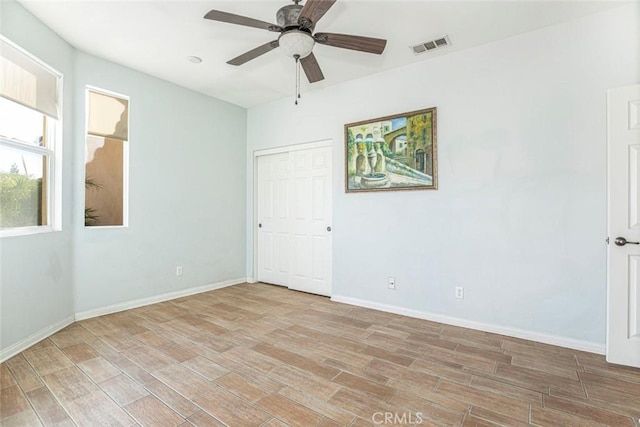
[1,278,247,361]
[331,295,606,355]
[246,277,256,283]
[75,277,247,321]
[0,315,75,363]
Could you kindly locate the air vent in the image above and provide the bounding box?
[411,35,451,55]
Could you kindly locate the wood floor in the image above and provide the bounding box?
[1,283,640,426]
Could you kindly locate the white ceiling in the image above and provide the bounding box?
[19,0,627,108]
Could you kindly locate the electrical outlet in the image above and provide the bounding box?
[176,266,183,277]
[388,277,396,290]
[455,286,464,299]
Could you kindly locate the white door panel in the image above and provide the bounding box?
[607,84,640,368]
[257,153,290,286]
[629,256,640,338]
[288,147,332,295]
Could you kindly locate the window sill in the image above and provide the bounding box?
[84,225,128,230]
[0,226,59,238]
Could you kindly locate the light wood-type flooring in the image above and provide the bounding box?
[1,283,640,426]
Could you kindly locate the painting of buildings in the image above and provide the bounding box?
[345,107,437,192]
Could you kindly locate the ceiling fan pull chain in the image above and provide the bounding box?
[294,54,300,105]
[298,58,302,101]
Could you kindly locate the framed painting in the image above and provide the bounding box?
[344,107,437,192]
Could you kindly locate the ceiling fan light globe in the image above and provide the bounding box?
[278,30,315,59]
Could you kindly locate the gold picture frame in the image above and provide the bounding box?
[344,107,437,192]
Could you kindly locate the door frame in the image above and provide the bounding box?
[252,139,333,290]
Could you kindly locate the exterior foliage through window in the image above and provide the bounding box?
[0,36,61,235]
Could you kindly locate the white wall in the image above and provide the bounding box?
[72,52,247,314]
[247,4,640,345]
[0,0,76,352]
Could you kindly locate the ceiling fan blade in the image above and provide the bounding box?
[204,10,282,32]
[300,53,324,83]
[315,33,387,54]
[298,0,337,29]
[227,40,280,66]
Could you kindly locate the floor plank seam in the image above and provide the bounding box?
[10,347,80,426]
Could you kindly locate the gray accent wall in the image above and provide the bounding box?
[72,52,247,313]
[0,0,247,354]
[0,0,76,352]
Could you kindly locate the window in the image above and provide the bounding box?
[0,37,61,236]
[84,88,129,227]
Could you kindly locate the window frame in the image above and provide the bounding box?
[83,85,130,229]
[0,36,62,238]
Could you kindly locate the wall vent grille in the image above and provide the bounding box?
[411,36,451,55]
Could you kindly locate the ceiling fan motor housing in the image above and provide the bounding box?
[276,3,315,59]
[277,4,312,31]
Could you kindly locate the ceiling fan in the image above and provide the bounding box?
[203,0,387,85]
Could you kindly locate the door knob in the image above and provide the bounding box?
[614,237,640,246]
[327,226,332,232]
[258,223,262,228]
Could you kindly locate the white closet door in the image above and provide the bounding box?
[288,146,332,296]
[257,152,290,286]
[256,144,332,296]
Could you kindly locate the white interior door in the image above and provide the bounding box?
[255,143,333,296]
[288,146,333,296]
[257,153,290,286]
[607,84,640,368]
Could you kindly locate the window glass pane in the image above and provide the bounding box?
[0,96,45,146]
[85,135,124,226]
[0,145,46,228]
